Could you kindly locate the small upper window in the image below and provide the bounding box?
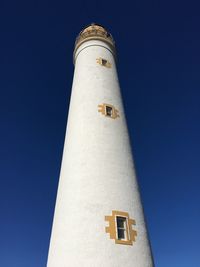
[96,57,111,68]
[101,59,108,66]
[98,103,119,119]
[105,105,113,117]
[116,216,128,240]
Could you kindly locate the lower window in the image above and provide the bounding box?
[116,216,128,241]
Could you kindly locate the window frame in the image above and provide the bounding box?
[101,58,108,66]
[105,105,113,117]
[115,215,130,241]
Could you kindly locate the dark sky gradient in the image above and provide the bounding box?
[0,0,200,266]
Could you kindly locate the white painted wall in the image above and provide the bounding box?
[47,39,154,267]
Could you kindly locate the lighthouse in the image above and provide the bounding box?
[47,24,154,267]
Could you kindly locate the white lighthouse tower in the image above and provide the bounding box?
[47,24,154,267]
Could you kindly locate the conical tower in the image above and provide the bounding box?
[47,24,154,267]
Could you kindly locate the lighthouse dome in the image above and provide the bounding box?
[74,23,115,58]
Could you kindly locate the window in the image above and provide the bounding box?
[105,105,113,117]
[98,103,120,119]
[116,216,128,240]
[105,210,137,245]
[101,58,108,66]
[96,57,111,68]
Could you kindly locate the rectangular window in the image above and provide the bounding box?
[101,59,108,66]
[105,106,113,117]
[116,216,127,240]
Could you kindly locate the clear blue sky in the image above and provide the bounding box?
[0,0,200,266]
